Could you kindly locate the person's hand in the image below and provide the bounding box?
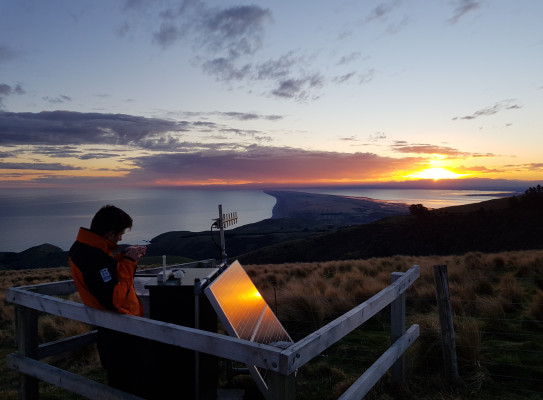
[124,245,146,260]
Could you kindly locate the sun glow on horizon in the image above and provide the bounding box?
[406,167,464,181]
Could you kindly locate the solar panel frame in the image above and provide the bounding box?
[204,260,293,397]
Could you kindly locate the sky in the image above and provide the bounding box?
[0,0,542,189]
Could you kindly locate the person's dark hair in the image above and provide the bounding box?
[90,205,133,236]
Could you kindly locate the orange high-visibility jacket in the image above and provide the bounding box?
[69,228,143,317]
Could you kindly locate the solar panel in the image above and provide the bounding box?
[204,260,293,396]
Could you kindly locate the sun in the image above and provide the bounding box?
[407,167,463,181]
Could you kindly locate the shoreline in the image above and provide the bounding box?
[1,188,519,254]
[264,190,409,220]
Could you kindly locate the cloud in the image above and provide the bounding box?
[369,132,387,141]
[200,49,326,101]
[448,0,482,24]
[503,163,543,173]
[363,1,408,35]
[199,5,272,56]
[337,52,362,66]
[332,72,357,84]
[385,15,409,35]
[0,83,25,109]
[0,110,187,146]
[365,3,398,22]
[0,162,82,171]
[22,145,119,160]
[271,75,324,101]
[125,145,417,185]
[330,68,374,87]
[123,2,342,101]
[3,110,493,187]
[175,110,282,121]
[452,99,522,121]
[78,152,121,160]
[152,2,271,55]
[458,165,505,174]
[43,95,72,104]
[391,142,495,158]
[219,111,282,121]
[27,145,82,158]
[0,110,282,162]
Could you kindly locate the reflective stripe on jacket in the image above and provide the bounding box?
[69,227,143,317]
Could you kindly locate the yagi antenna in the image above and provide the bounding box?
[212,204,238,264]
[222,211,238,228]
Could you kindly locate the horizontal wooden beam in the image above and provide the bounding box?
[287,265,419,371]
[338,324,420,400]
[137,258,216,275]
[6,353,144,400]
[37,331,98,359]
[18,280,77,296]
[7,288,287,373]
[8,264,420,378]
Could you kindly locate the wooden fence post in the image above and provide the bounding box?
[390,272,406,388]
[267,371,296,400]
[15,305,40,400]
[433,265,460,381]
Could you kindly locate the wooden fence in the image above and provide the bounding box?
[6,264,420,400]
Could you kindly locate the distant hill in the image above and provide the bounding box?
[3,189,542,269]
[0,244,67,270]
[146,191,410,261]
[238,193,543,264]
[1,191,409,269]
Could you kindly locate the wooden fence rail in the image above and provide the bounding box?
[6,264,420,400]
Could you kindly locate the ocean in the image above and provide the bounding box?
[0,187,516,252]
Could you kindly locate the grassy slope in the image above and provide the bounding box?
[238,195,543,264]
[2,250,543,399]
[4,193,539,270]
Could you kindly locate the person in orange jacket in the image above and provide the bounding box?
[70,205,146,316]
[69,205,150,397]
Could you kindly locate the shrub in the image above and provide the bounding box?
[454,317,482,368]
[499,274,524,311]
[474,295,504,320]
[530,290,543,321]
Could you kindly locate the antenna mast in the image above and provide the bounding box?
[213,204,238,264]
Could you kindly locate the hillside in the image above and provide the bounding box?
[0,191,409,269]
[238,192,543,264]
[2,251,543,399]
[0,244,67,270]
[2,189,542,269]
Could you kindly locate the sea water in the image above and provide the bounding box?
[0,188,275,252]
[0,187,515,252]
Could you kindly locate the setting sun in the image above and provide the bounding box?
[407,167,463,181]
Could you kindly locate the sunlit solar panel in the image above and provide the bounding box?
[204,260,293,394]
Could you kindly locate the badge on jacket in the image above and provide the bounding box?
[100,268,112,283]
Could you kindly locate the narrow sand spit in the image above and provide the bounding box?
[265,190,408,223]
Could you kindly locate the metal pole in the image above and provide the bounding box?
[218,205,227,264]
[194,278,201,400]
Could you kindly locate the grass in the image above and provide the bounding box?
[2,250,543,399]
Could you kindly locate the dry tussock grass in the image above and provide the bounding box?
[0,267,88,345]
[246,248,543,396]
[499,274,524,311]
[2,249,543,399]
[250,249,543,324]
[530,290,543,321]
